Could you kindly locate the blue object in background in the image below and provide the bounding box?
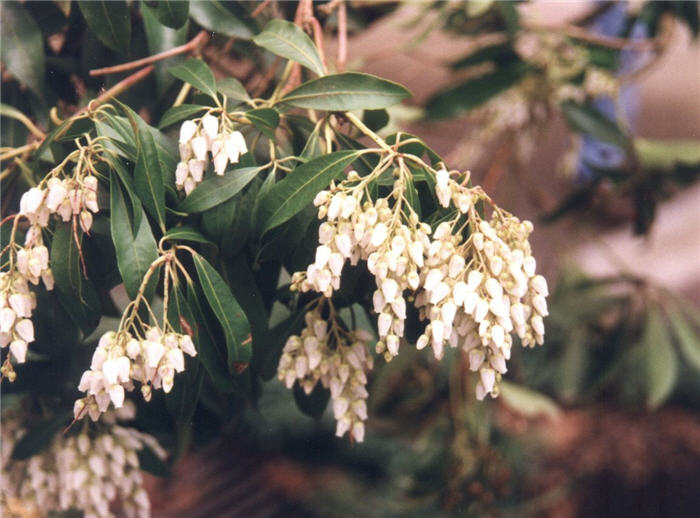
[576,2,650,181]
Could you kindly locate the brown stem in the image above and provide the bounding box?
[90,31,209,76]
[251,0,273,17]
[337,1,347,72]
[75,65,154,116]
[309,16,327,73]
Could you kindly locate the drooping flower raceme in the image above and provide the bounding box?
[1,144,103,382]
[74,325,197,421]
[277,306,373,442]
[289,164,548,405]
[0,272,38,372]
[2,403,163,518]
[415,169,549,399]
[176,113,248,194]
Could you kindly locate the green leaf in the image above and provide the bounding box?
[217,77,250,104]
[635,138,700,171]
[78,0,131,55]
[300,130,321,160]
[185,281,237,392]
[141,2,188,95]
[280,73,411,111]
[12,414,70,460]
[497,1,520,39]
[192,254,251,367]
[257,150,361,234]
[162,225,214,246]
[252,19,325,76]
[50,223,101,335]
[426,62,529,119]
[158,104,208,129]
[222,255,270,374]
[114,102,178,192]
[451,42,519,70]
[245,108,279,138]
[499,381,560,420]
[669,310,700,373]
[110,173,159,299]
[643,308,678,409]
[169,58,218,101]
[143,0,189,29]
[137,445,171,478]
[561,101,629,149]
[165,285,202,424]
[134,126,166,232]
[189,0,255,39]
[35,117,94,162]
[293,382,330,419]
[362,109,390,132]
[404,177,421,218]
[178,166,262,213]
[0,3,46,96]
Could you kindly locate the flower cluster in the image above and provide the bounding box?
[292,164,548,402]
[20,175,100,234]
[2,403,163,518]
[74,325,197,421]
[416,170,549,398]
[277,307,373,442]
[176,113,248,194]
[0,271,37,373]
[292,173,434,361]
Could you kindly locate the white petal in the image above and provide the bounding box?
[179,120,198,144]
[15,319,34,342]
[429,282,450,305]
[0,308,16,333]
[201,114,219,141]
[10,340,27,363]
[109,384,125,408]
[377,312,392,337]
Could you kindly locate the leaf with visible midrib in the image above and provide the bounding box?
[178,166,262,213]
[162,226,214,246]
[280,73,411,111]
[192,254,251,367]
[189,0,255,39]
[257,150,361,235]
[78,0,131,55]
[246,108,279,138]
[145,0,189,29]
[110,173,159,299]
[217,78,250,103]
[158,104,208,129]
[253,19,325,76]
[134,127,166,232]
[169,59,218,101]
[50,223,101,335]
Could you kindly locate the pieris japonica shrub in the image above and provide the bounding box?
[19,0,700,515]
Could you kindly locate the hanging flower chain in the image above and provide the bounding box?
[1,137,107,382]
[284,126,549,410]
